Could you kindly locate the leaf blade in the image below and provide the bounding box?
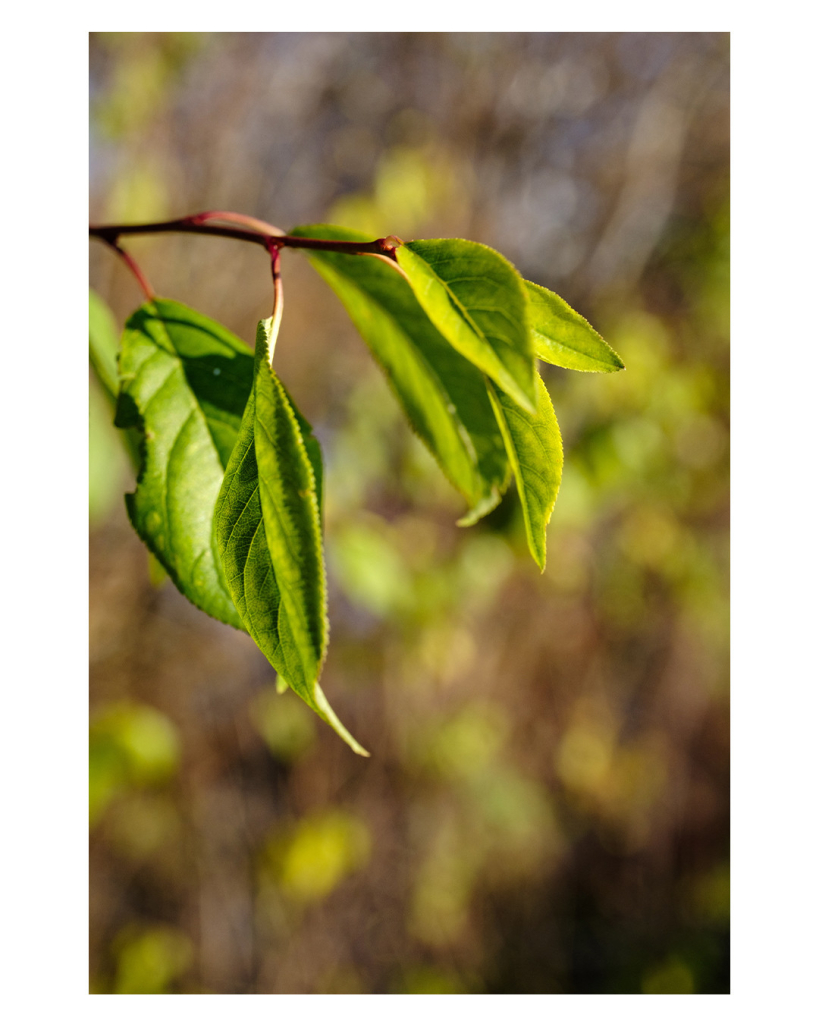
[215,319,367,756]
[487,375,563,571]
[291,224,509,523]
[253,341,326,687]
[397,238,537,412]
[525,280,624,373]
[116,298,253,629]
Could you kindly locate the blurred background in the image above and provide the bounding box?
[89,32,729,995]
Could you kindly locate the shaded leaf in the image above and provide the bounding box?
[215,318,367,756]
[292,224,509,523]
[525,280,624,373]
[397,238,536,413]
[487,375,563,571]
[116,298,253,629]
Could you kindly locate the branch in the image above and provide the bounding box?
[188,211,286,236]
[89,213,403,262]
[90,217,270,249]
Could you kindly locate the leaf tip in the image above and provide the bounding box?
[340,732,371,757]
[313,683,369,757]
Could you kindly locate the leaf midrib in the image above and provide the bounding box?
[255,391,324,660]
[420,256,501,354]
[533,330,617,371]
[415,252,524,347]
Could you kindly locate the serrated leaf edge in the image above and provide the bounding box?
[120,301,245,629]
[486,376,563,572]
[525,280,625,373]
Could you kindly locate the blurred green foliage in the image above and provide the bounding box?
[89,702,180,826]
[329,143,471,240]
[262,810,371,904]
[249,688,317,763]
[90,32,729,994]
[109,924,193,994]
[89,376,130,526]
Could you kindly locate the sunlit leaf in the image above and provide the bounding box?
[487,375,563,570]
[525,280,624,373]
[115,298,253,628]
[397,238,536,413]
[291,224,509,524]
[215,318,367,756]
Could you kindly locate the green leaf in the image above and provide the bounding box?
[215,318,368,756]
[487,375,563,571]
[291,224,509,524]
[116,298,254,629]
[525,280,624,373]
[89,288,120,400]
[397,238,537,413]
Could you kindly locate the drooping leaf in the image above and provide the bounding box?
[525,280,624,373]
[89,288,120,400]
[291,224,509,523]
[487,375,563,571]
[215,318,368,756]
[397,238,537,413]
[115,298,254,629]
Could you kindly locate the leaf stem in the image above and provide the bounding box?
[100,237,155,301]
[267,244,283,368]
